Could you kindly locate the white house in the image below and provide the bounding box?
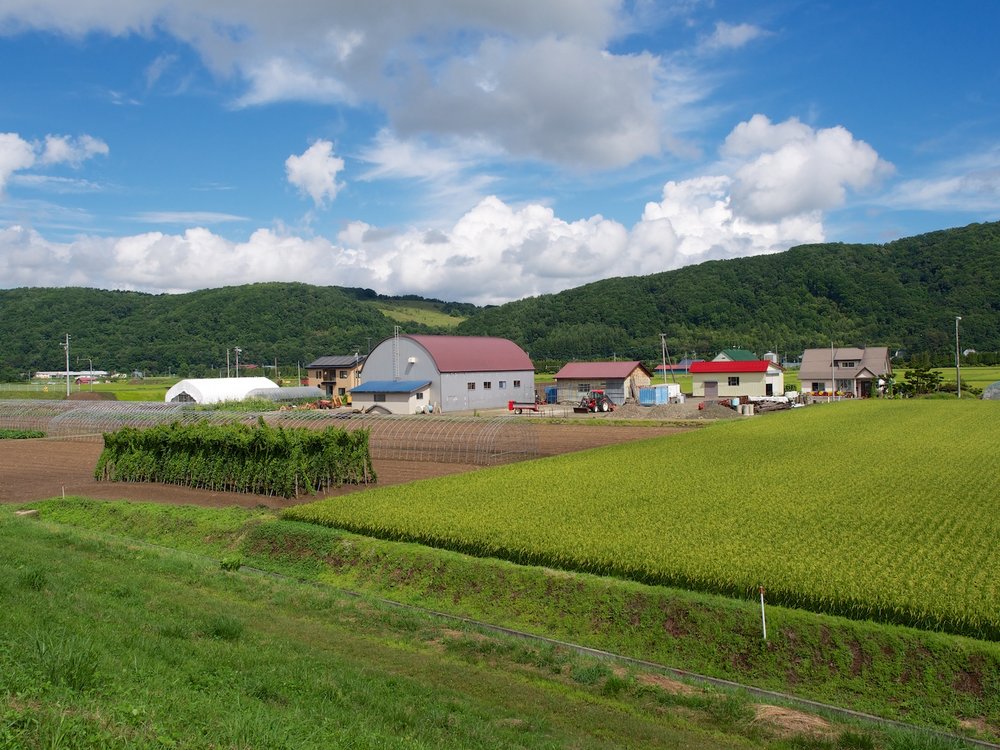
[353,334,534,414]
[349,379,433,414]
[689,360,784,398]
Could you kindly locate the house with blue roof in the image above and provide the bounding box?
[349,379,433,414]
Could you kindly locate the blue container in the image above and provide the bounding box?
[545,385,557,404]
[639,386,669,406]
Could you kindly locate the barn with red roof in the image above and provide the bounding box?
[689,359,784,399]
[552,361,653,405]
[352,333,535,414]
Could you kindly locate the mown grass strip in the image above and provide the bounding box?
[2,506,888,750]
[24,498,1000,742]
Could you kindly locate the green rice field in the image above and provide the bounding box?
[286,399,1000,639]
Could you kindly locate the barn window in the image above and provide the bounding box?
[513,380,521,387]
[373,393,386,402]
[483,381,492,389]
[415,392,424,400]
[577,383,591,393]
[499,380,507,388]
[467,382,476,390]
[728,376,740,386]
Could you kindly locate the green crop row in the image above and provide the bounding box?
[286,400,1000,639]
[95,418,375,497]
[0,428,45,439]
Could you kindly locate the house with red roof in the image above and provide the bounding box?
[353,333,534,414]
[689,360,784,399]
[552,361,653,405]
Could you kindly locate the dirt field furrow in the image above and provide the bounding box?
[0,422,692,508]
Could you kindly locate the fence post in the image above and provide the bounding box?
[759,585,767,640]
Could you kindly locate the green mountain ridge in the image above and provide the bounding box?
[456,221,1000,366]
[1,221,996,377]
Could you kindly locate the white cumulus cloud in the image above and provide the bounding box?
[0,134,37,194]
[701,21,769,51]
[721,115,892,222]
[39,134,110,166]
[285,140,345,207]
[0,132,108,195]
[0,0,684,170]
[0,115,889,305]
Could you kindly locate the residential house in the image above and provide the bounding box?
[689,360,785,399]
[305,355,366,398]
[798,347,891,398]
[713,348,758,362]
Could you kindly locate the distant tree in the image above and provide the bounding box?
[898,365,943,396]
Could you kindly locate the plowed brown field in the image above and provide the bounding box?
[0,423,689,509]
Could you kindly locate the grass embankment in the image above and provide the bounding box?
[23,498,999,746]
[3,506,914,750]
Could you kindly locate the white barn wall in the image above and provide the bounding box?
[440,371,534,411]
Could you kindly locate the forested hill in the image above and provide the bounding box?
[2,222,997,378]
[456,221,1000,366]
[0,283,471,378]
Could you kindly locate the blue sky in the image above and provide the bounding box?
[1,0,998,304]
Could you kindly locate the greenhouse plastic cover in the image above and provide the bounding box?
[165,377,278,404]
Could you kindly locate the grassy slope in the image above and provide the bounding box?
[375,301,467,328]
[24,498,999,746]
[3,507,912,750]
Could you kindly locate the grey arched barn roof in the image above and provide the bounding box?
[983,381,1000,400]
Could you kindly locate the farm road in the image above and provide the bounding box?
[0,423,689,509]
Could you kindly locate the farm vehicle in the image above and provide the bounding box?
[574,390,615,413]
[508,395,542,414]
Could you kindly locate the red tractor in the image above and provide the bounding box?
[574,389,616,413]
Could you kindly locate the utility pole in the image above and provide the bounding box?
[955,316,962,399]
[659,333,676,384]
[61,334,70,397]
[234,347,241,378]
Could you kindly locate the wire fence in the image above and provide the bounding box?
[0,400,537,466]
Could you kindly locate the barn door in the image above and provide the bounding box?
[704,381,718,397]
